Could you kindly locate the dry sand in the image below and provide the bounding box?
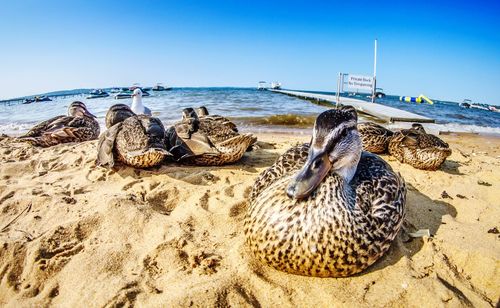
[0,132,499,307]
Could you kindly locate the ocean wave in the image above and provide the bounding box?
[234,114,317,127]
[0,123,35,136]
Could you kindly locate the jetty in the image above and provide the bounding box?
[270,89,435,123]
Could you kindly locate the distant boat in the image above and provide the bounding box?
[488,105,500,112]
[86,89,109,99]
[459,99,471,108]
[374,87,386,98]
[270,82,282,90]
[257,81,267,90]
[114,90,132,99]
[24,95,52,104]
[152,83,172,91]
[115,88,150,99]
[470,103,489,111]
[128,84,151,96]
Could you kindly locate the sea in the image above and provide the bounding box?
[1,88,500,136]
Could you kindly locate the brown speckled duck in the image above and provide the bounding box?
[18,101,99,147]
[245,107,406,277]
[357,122,394,154]
[166,108,255,165]
[105,104,135,128]
[97,107,171,168]
[388,123,452,170]
[195,106,240,143]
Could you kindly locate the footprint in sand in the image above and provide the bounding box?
[11,215,101,298]
[145,187,180,215]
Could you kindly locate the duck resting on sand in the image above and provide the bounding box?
[17,101,99,147]
[166,108,256,165]
[96,106,171,168]
[388,123,452,170]
[131,88,151,115]
[194,106,240,142]
[245,107,406,277]
[357,121,394,154]
[105,104,135,128]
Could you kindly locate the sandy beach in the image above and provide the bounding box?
[0,132,499,307]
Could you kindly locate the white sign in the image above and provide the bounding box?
[347,75,374,92]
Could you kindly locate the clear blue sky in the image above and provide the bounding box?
[1,0,499,104]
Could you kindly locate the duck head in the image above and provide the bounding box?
[411,123,426,133]
[106,104,135,127]
[68,101,95,118]
[286,106,362,199]
[196,106,209,116]
[182,107,198,120]
[181,107,200,134]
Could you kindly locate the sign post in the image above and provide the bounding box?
[347,75,374,92]
[372,39,377,103]
[336,72,341,107]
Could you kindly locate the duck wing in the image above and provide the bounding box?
[351,152,406,229]
[117,115,169,157]
[18,116,99,147]
[249,143,309,202]
[19,115,69,137]
[357,122,394,154]
[166,125,218,160]
[416,133,449,149]
[96,122,122,167]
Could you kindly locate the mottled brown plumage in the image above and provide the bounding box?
[18,101,99,147]
[96,114,171,168]
[193,106,240,144]
[105,104,135,128]
[245,107,406,277]
[357,122,394,153]
[388,124,451,170]
[167,107,256,165]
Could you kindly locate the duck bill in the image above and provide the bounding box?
[286,149,332,199]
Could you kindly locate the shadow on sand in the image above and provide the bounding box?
[106,146,280,184]
[363,183,457,275]
[439,159,465,175]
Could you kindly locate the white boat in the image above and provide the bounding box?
[152,83,172,91]
[114,91,132,99]
[470,103,489,111]
[257,81,267,90]
[86,89,110,99]
[459,99,471,108]
[270,82,282,90]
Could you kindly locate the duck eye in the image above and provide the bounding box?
[312,159,321,170]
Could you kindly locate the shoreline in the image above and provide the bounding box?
[0,131,498,306]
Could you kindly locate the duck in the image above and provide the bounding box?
[96,108,171,168]
[194,106,256,150]
[105,104,135,128]
[131,88,152,115]
[357,121,394,154]
[388,123,451,170]
[195,106,239,141]
[244,107,406,277]
[166,108,256,166]
[17,101,99,147]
